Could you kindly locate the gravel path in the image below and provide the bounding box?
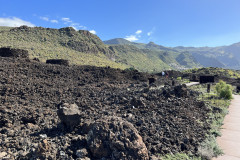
[213,95,240,160]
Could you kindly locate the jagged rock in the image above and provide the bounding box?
[57,103,81,128]
[0,152,7,158]
[33,57,40,62]
[130,97,145,107]
[76,148,88,158]
[37,139,49,155]
[174,84,188,97]
[87,116,149,160]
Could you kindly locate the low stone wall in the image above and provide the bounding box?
[46,59,69,66]
[0,47,29,58]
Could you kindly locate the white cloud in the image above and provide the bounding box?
[124,29,142,42]
[89,30,96,34]
[125,35,138,42]
[136,30,142,34]
[147,31,153,36]
[61,17,87,30]
[61,17,72,23]
[147,27,156,36]
[40,16,49,21]
[0,17,35,27]
[40,16,58,23]
[50,20,58,23]
[70,23,87,30]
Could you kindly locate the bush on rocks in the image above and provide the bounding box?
[215,80,233,99]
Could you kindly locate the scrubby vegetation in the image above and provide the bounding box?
[215,80,233,99]
[185,67,240,79]
[189,83,232,159]
[160,153,200,160]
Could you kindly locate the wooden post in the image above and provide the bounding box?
[207,84,211,93]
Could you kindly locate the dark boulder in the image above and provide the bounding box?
[174,84,188,97]
[86,116,149,160]
[57,103,81,128]
[148,77,156,85]
[237,85,240,93]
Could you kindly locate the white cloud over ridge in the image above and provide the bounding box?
[0,17,35,27]
[125,35,138,41]
[60,17,87,30]
[89,30,96,34]
[125,29,143,42]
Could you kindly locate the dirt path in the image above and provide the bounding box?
[213,94,240,160]
[186,82,199,86]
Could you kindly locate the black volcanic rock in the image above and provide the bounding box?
[0,55,212,159]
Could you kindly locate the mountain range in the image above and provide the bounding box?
[0,26,239,73]
[104,38,240,70]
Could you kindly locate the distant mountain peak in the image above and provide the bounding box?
[148,41,156,45]
[104,38,132,45]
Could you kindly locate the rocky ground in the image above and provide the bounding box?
[0,54,212,159]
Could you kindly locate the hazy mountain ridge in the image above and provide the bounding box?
[105,38,240,70]
[104,38,201,70]
[174,43,240,69]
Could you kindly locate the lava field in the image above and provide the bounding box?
[0,55,212,159]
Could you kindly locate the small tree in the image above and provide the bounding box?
[215,80,233,99]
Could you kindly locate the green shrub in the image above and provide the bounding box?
[198,135,223,159]
[124,67,136,71]
[160,153,200,160]
[215,80,233,99]
[177,77,182,80]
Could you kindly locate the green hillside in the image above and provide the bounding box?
[0,26,126,69]
[109,45,171,72]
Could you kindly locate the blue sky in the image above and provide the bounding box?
[0,0,240,47]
